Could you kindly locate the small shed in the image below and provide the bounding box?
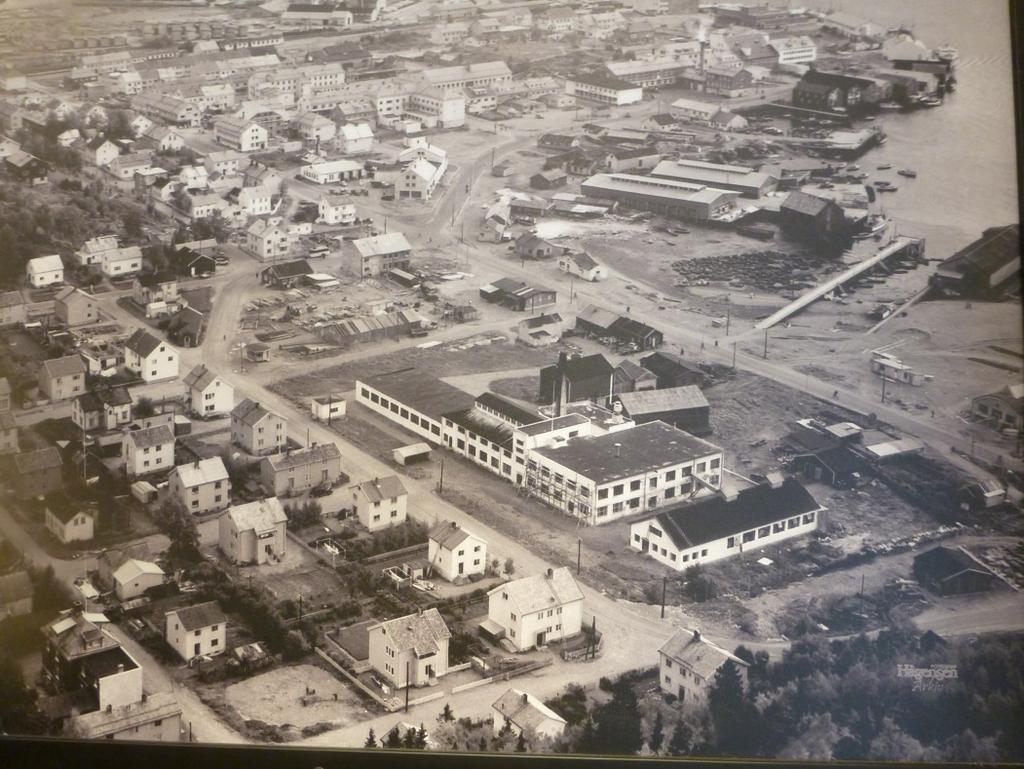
[530,169,567,189]
[246,343,271,362]
[311,394,346,422]
[393,443,432,465]
[913,546,998,596]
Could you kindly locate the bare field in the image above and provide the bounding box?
[224,664,371,730]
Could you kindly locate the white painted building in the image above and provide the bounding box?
[367,608,451,690]
[564,73,642,106]
[45,505,95,544]
[352,475,408,532]
[168,457,231,516]
[427,520,487,582]
[318,196,356,225]
[124,329,179,383]
[183,364,234,416]
[123,424,175,478]
[300,159,364,185]
[218,497,287,565]
[213,116,268,153]
[491,689,567,740]
[111,559,165,601]
[770,35,818,65]
[484,568,584,652]
[558,252,608,282]
[26,254,64,288]
[165,601,227,662]
[246,218,292,261]
[659,628,748,707]
[337,122,374,154]
[629,477,825,569]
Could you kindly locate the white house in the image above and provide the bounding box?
[491,689,567,740]
[558,252,608,282]
[101,245,143,278]
[295,112,337,145]
[770,35,817,66]
[352,475,407,532]
[165,601,227,662]
[218,497,288,565]
[26,254,64,288]
[300,159,364,185]
[484,567,584,652]
[231,398,288,455]
[310,394,346,422]
[246,218,292,261]
[183,364,234,416]
[111,559,165,601]
[670,98,720,125]
[318,196,356,225]
[123,425,175,477]
[367,608,451,690]
[238,186,274,217]
[628,477,825,570]
[658,628,748,706]
[564,73,642,106]
[168,457,231,516]
[427,520,487,582]
[337,122,374,154]
[213,116,268,153]
[124,329,179,383]
[45,504,95,544]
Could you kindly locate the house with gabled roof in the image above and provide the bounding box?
[124,329,179,383]
[26,254,64,288]
[183,364,233,417]
[913,546,998,596]
[54,286,99,327]
[491,689,567,740]
[613,385,711,436]
[428,520,486,582]
[111,558,165,601]
[352,475,407,531]
[260,443,343,496]
[45,499,95,544]
[132,272,181,318]
[0,289,27,327]
[41,609,120,693]
[72,235,124,268]
[218,497,288,565]
[231,398,288,455]
[538,351,614,406]
[367,608,451,689]
[659,628,748,706]
[344,233,412,278]
[14,447,64,498]
[780,190,846,241]
[83,136,119,168]
[168,457,231,516]
[122,424,175,477]
[72,386,133,433]
[558,251,607,282]
[39,354,86,401]
[484,567,584,651]
[970,382,1023,432]
[165,601,227,662]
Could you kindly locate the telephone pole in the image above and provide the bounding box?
[577,538,581,575]
[762,329,768,359]
[731,341,737,369]
[880,373,887,403]
[660,576,667,619]
[437,457,445,494]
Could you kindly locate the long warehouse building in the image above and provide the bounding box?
[580,173,739,222]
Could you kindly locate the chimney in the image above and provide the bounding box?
[194,459,200,469]
[117,663,124,673]
[450,521,458,529]
[546,568,553,578]
[522,692,529,704]
[692,629,701,643]
[142,692,148,702]
[558,351,568,368]
[614,443,621,458]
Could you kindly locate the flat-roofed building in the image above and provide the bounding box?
[564,73,643,106]
[613,385,711,436]
[528,421,724,525]
[356,368,475,444]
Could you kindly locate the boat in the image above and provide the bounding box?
[877,163,893,170]
[875,181,898,192]
[897,168,917,178]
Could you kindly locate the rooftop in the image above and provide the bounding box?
[533,421,720,484]
[128,425,174,449]
[231,398,283,427]
[615,385,709,415]
[264,444,341,472]
[649,478,822,550]
[354,475,406,502]
[172,456,228,488]
[493,688,567,731]
[360,368,474,422]
[124,328,164,358]
[71,691,182,739]
[659,628,748,680]
[373,607,451,657]
[353,232,411,258]
[79,645,138,679]
[225,497,287,533]
[169,601,226,632]
[488,567,583,614]
[42,354,86,380]
[182,364,221,391]
[475,392,541,425]
[14,446,63,474]
[429,519,477,551]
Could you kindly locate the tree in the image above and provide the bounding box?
[515,731,527,752]
[29,564,74,612]
[709,659,761,756]
[649,711,665,754]
[135,397,156,418]
[0,652,45,735]
[667,720,693,756]
[402,726,418,749]
[416,723,428,748]
[364,728,377,748]
[577,716,598,753]
[152,500,201,563]
[503,557,515,576]
[438,703,455,723]
[122,209,144,239]
[384,727,402,748]
[592,681,643,755]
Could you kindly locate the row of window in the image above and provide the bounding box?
[362,388,443,437]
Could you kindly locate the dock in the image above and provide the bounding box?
[755,236,925,330]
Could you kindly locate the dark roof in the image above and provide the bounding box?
[781,191,835,216]
[608,146,660,160]
[231,398,281,427]
[538,133,578,148]
[545,352,614,383]
[264,443,341,472]
[444,407,515,448]
[794,81,840,96]
[914,546,995,581]
[799,445,865,475]
[607,315,662,341]
[76,386,133,413]
[533,421,721,484]
[136,271,177,288]
[125,328,163,357]
[940,224,1019,278]
[47,498,93,525]
[15,447,63,474]
[170,601,226,631]
[428,520,473,550]
[803,69,876,89]
[475,392,541,425]
[79,646,138,679]
[570,72,638,91]
[263,259,313,279]
[650,478,822,550]
[361,368,474,422]
[640,351,705,379]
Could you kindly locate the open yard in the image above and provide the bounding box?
[224,664,371,730]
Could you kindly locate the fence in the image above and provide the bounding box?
[315,647,400,712]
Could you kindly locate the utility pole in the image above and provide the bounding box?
[880,373,887,404]
[732,341,737,370]
[240,342,245,374]
[577,538,581,575]
[298,594,303,622]
[762,329,768,359]
[437,456,445,494]
[660,575,667,619]
[725,305,730,336]
[405,661,411,712]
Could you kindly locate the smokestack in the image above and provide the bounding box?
[450,521,458,529]
[117,663,124,673]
